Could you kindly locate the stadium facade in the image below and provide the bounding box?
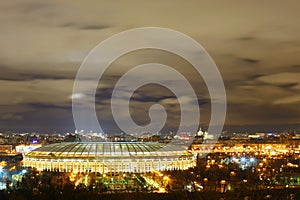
[23,142,196,173]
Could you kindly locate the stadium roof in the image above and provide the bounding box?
[25,142,192,160]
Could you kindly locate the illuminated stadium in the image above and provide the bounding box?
[23,142,196,173]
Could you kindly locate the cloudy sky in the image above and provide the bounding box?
[0,0,300,133]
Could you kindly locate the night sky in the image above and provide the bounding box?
[0,1,300,133]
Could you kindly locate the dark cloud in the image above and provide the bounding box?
[278,83,299,89]
[197,99,209,106]
[79,24,110,30]
[240,58,260,64]
[58,22,110,30]
[131,95,176,103]
[0,65,75,81]
[28,102,72,110]
[238,36,256,41]
[0,73,71,81]
[248,74,265,79]
[291,65,300,73]
[256,72,300,86]
[95,87,113,105]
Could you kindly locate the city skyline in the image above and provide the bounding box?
[0,1,300,133]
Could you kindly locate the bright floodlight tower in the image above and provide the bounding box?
[23,142,196,174]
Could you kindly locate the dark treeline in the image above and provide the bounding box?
[0,166,299,200]
[1,189,300,200]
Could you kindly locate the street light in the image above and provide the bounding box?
[220,180,226,193]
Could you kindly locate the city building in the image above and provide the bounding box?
[15,144,42,154]
[0,145,12,154]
